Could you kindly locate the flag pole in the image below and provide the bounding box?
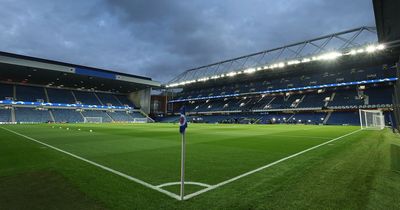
[180,132,186,201]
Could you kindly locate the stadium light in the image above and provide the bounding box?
[288,60,301,65]
[377,44,385,50]
[166,44,388,88]
[318,52,342,60]
[349,50,357,55]
[244,68,256,74]
[366,45,377,53]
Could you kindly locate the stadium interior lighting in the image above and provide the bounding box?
[318,52,342,60]
[244,68,256,74]
[166,44,387,88]
[366,45,377,53]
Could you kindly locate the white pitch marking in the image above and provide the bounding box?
[266,134,331,140]
[0,126,181,201]
[157,181,211,188]
[183,129,362,200]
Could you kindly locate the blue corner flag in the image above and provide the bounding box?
[179,106,187,134]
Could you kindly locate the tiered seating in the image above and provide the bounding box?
[96,93,122,106]
[0,109,11,122]
[366,87,393,105]
[176,64,396,99]
[130,112,145,118]
[328,90,363,108]
[51,109,84,123]
[251,96,275,110]
[15,108,51,123]
[47,88,75,104]
[268,96,285,109]
[16,85,45,102]
[326,112,360,125]
[108,111,133,121]
[157,116,179,123]
[73,91,102,105]
[113,95,133,107]
[81,110,112,122]
[0,83,144,123]
[0,83,13,100]
[291,112,326,124]
[297,92,331,108]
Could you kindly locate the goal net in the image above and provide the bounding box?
[359,109,385,130]
[83,117,103,123]
[133,118,148,123]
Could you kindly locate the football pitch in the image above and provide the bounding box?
[1,123,399,209]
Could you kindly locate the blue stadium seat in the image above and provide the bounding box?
[51,109,84,123]
[0,109,11,122]
[15,107,51,123]
[16,85,46,102]
[0,83,13,100]
[47,88,75,104]
[81,110,112,122]
[108,111,134,121]
[73,91,102,105]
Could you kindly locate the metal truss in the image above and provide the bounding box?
[167,26,378,86]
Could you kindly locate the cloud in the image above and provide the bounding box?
[0,0,375,83]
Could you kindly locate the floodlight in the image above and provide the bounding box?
[377,44,385,50]
[244,68,256,74]
[366,45,376,53]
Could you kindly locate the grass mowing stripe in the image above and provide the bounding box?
[184,129,362,200]
[0,126,181,201]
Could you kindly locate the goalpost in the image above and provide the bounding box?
[133,118,148,123]
[359,109,385,130]
[83,117,103,123]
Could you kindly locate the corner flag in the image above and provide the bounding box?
[179,106,187,200]
[179,106,187,134]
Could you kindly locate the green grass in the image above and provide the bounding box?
[0,123,399,209]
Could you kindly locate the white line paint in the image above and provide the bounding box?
[183,129,362,200]
[0,126,181,201]
[1,126,362,201]
[157,181,211,188]
[266,134,331,140]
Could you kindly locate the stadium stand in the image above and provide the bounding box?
[81,110,113,122]
[0,109,11,122]
[73,91,102,105]
[51,109,84,123]
[0,83,13,100]
[16,85,46,102]
[96,93,123,106]
[15,107,52,123]
[326,111,360,125]
[161,27,398,126]
[47,88,76,104]
[107,111,134,121]
[0,50,160,123]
